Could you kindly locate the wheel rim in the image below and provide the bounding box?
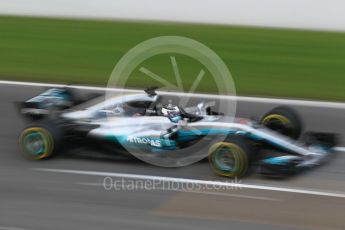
[214,147,235,171]
[209,142,248,177]
[20,128,53,159]
[24,132,46,156]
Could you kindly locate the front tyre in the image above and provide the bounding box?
[208,137,253,178]
[261,106,302,139]
[19,121,62,160]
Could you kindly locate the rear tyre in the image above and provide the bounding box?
[208,137,254,178]
[19,121,63,160]
[261,106,302,139]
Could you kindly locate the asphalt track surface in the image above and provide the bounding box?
[1,82,345,230]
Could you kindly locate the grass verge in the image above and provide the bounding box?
[1,16,345,100]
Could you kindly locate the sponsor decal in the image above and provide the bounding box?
[127,136,161,147]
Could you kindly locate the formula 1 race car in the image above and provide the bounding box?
[16,87,337,178]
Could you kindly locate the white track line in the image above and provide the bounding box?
[2,80,345,109]
[34,168,345,199]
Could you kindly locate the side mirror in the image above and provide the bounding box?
[197,101,205,110]
[196,101,206,115]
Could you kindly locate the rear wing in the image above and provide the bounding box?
[15,87,102,121]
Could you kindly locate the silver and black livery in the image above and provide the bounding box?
[17,87,337,178]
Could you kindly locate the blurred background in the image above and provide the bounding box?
[1,0,345,100]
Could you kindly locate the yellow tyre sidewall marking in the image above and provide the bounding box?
[208,142,248,178]
[262,114,290,124]
[19,127,54,160]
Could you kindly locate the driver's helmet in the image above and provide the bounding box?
[161,103,182,123]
